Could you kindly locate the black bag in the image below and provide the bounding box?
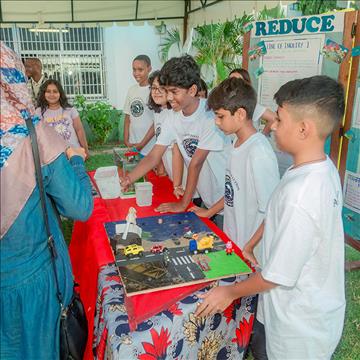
[25,117,88,360]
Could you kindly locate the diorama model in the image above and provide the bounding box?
[105,211,251,296]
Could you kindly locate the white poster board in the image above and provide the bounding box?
[343,170,360,214]
[352,90,360,129]
[258,36,324,110]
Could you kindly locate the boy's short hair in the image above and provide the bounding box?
[133,54,151,66]
[159,55,200,91]
[207,77,257,119]
[274,75,345,138]
[229,68,251,84]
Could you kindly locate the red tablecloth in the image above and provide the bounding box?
[69,171,249,360]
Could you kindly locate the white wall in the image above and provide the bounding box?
[103,23,163,110]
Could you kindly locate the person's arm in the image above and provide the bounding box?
[189,197,224,218]
[195,272,277,317]
[123,114,132,147]
[135,125,155,151]
[242,221,265,265]
[156,148,209,213]
[121,144,167,188]
[172,143,185,198]
[46,151,93,221]
[72,116,90,159]
[261,109,277,136]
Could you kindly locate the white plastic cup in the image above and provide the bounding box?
[135,182,153,206]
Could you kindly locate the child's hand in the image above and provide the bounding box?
[173,186,185,199]
[188,205,210,218]
[66,147,86,160]
[242,244,258,266]
[155,201,186,213]
[120,175,132,192]
[124,140,133,148]
[195,286,237,318]
[133,142,144,151]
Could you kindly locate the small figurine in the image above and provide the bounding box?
[225,241,234,255]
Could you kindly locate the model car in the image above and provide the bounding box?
[150,245,168,254]
[124,244,144,257]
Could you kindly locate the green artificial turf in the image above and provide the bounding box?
[204,251,252,279]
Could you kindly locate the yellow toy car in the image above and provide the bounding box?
[124,244,144,258]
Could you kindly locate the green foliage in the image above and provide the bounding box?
[257,4,285,20]
[74,95,121,145]
[193,14,253,86]
[158,27,181,62]
[297,0,338,15]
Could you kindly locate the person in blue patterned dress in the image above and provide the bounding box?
[0,41,93,359]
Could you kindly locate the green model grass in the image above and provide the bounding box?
[204,251,252,279]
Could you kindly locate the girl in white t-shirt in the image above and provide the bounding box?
[36,79,89,158]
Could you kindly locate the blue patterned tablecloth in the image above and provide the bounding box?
[93,263,256,360]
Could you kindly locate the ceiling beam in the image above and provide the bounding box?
[188,0,223,14]
[0,15,185,25]
[135,0,139,20]
[71,0,74,22]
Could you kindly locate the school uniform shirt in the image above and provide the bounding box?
[258,157,345,359]
[123,84,155,156]
[35,106,81,147]
[156,98,227,209]
[153,109,174,179]
[223,133,279,250]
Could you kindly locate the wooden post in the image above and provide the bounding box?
[330,11,357,166]
[339,10,360,184]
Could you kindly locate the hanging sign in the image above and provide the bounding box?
[252,13,344,38]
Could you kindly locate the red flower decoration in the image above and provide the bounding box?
[223,299,240,324]
[231,314,254,351]
[168,303,183,316]
[138,327,172,360]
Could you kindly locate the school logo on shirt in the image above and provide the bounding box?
[130,99,144,117]
[155,126,161,140]
[182,138,199,158]
[224,174,234,207]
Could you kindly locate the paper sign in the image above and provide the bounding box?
[254,65,265,79]
[249,40,267,61]
[243,22,253,33]
[321,38,349,64]
[343,171,360,214]
[352,46,360,57]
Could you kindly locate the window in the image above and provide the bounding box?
[0,26,106,101]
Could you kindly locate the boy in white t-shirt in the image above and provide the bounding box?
[195,76,346,360]
[191,77,279,252]
[229,68,276,134]
[121,55,226,216]
[123,55,155,156]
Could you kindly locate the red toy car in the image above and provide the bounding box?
[150,245,167,254]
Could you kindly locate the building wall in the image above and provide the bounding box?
[104,23,163,110]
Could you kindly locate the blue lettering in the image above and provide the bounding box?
[292,17,307,34]
[306,16,321,32]
[255,22,266,36]
[268,20,279,35]
[279,19,292,34]
[320,15,335,32]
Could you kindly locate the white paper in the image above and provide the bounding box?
[258,36,324,110]
[352,90,360,129]
[343,170,360,214]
